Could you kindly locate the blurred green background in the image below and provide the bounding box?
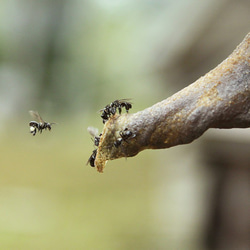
[0,0,250,249]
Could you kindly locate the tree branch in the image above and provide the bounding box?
[94,32,250,172]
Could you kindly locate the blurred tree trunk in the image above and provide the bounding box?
[38,0,66,109]
[204,136,250,250]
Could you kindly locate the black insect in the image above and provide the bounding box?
[87,126,102,147]
[100,105,112,124]
[114,138,123,148]
[100,99,132,123]
[111,99,132,114]
[114,128,136,148]
[87,149,97,167]
[29,110,55,136]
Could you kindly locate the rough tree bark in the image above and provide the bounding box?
[93,32,250,173]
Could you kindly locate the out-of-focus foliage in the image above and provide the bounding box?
[0,0,171,116]
[1,0,250,115]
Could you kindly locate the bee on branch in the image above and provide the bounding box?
[86,127,102,167]
[87,99,133,168]
[100,99,132,123]
[87,149,97,167]
[114,128,136,148]
[87,126,102,147]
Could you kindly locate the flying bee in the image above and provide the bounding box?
[87,126,102,147]
[100,99,132,123]
[86,149,97,167]
[29,110,55,136]
[114,128,136,148]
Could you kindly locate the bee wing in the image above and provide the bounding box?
[120,98,132,101]
[118,98,133,104]
[87,126,98,137]
[29,110,44,123]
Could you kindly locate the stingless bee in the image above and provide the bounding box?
[87,127,102,167]
[111,99,132,114]
[100,99,132,123]
[87,126,102,147]
[87,149,97,167]
[29,110,55,136]
[114,128,136,148]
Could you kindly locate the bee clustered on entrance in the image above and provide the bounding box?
[87,99,135,168]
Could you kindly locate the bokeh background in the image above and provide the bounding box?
[0,0,250,249]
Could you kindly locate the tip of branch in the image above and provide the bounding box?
[94,114,130,172]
